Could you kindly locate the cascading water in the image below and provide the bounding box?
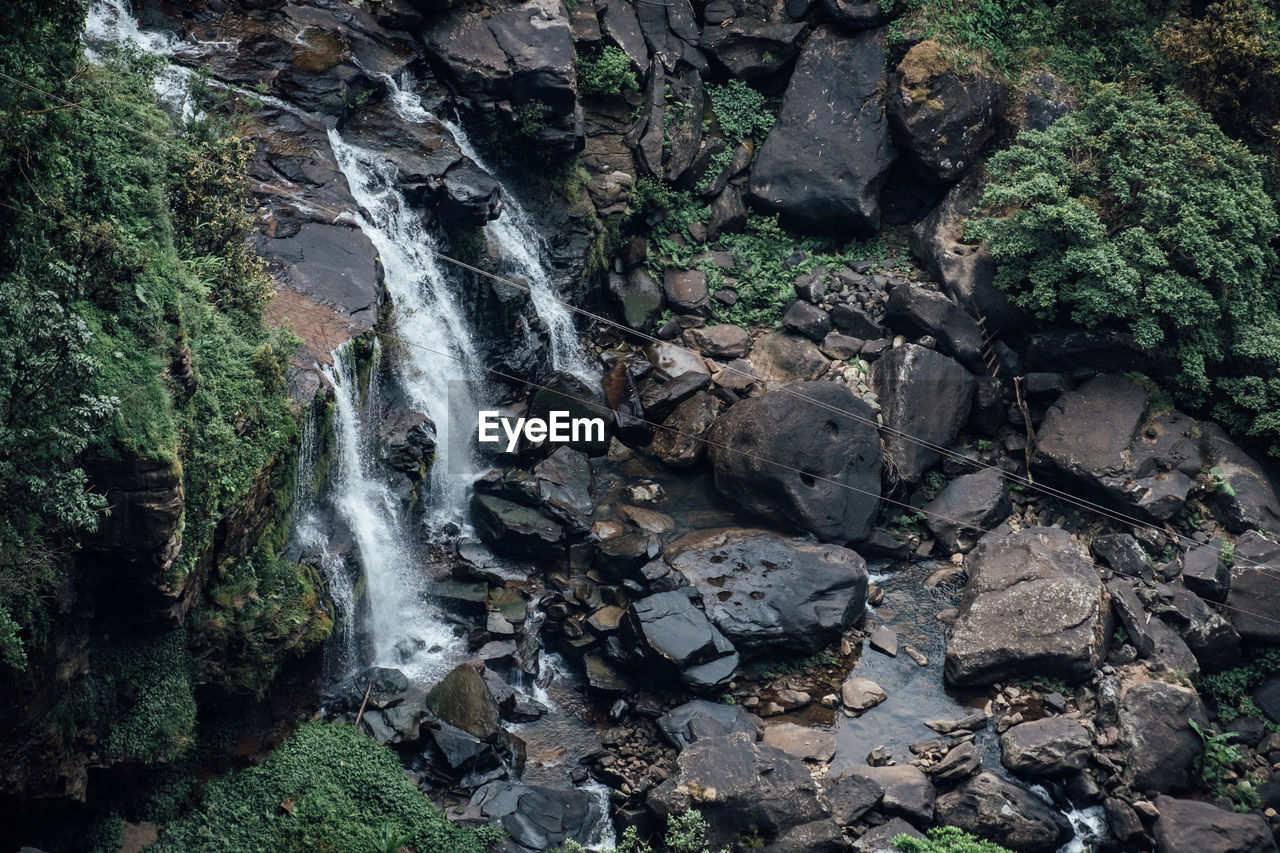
[436,112,593,379]
[323,345,460,678]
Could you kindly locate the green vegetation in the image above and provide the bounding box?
[894,826,1015,853]
[742,648,841,681]
[698,81,775,193]
[53,629,197,764]
[577,46,638,96]
[969,84,1280,453]
[1195,647,1280,725]
[151,722,501,852]
[635,200,884,328]
[0,1,302,674]
[192,551,333,696]
[1190,719,1261,812]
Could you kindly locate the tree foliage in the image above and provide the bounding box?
[969,84,1280,451]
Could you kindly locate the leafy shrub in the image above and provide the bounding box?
[1195,647,1280,725]
[152,722,501,852]
[1190,718,1261,811]
[968,84,1280,452]
[1156,0,1280,150]
[192,551,333,696]
[577,46,638,96]
[894,826,1015,853]
[707,80,774,145]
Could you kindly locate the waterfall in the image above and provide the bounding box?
[324,346,460,679]
[435,113,593,379]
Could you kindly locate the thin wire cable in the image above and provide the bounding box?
[6,62,1280,578]
[366,324,1280,630]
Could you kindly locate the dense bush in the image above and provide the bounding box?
[968,84,1280,451]
[893,826,1014,853]
[1156,0,1280,151]
[0,5,299,669]
[577,46,638,96]
[151,722,500,853]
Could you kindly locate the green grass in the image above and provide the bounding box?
[151,722,501,853]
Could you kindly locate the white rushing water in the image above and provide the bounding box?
[324,347,461,679]
[435,110,593,379]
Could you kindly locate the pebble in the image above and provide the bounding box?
[869,625,898,657]
[903,645,929,666]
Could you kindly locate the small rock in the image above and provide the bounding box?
[869,625,899,657]
[842,677,887,714]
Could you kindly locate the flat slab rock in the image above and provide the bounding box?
[945,527,1109,687]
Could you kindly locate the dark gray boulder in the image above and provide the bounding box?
[1103,667,1208,793]
[923,469,1011,553]
[831,304,885,339]
[1153,794,1276,853]
[1137,580,1241,672]
[1036,376,1202,522]
[873,344,974,483]
[470,494,564,559]
[945,527,1110,687]
[884,281,988,373]
[627,590,740,689]
[781,300,833,342]
[700,18,805,79]
[1092,533,1155,581]
[821,772,884,825]
[1182,542,1231,602]
[657,699,764,750]
[748,26,894,235]
[684,324,750,359]
[834,765,935,824]
[999,717,1091,778]
[819,0,888,28]
[663,268,710,313]
[749,331,829,384]
[1109,579,1201,678]
[934,772,1072,853]
[1225,531,1280,643]
[648,732,834,852]
[887,42,1005,183]
[1200,422,1280,534]
[666,528,869,657]
[706,382,883,541]
[463,781,602,853]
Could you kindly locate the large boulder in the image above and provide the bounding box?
[749,331,829,384]
[648,732,837,852]
[833,765,935,824]
[699,18,805,79]
[999,717,1091,778]
[1227,531,1280,643]
[470,494,565,558]
[1153,794,1276,853]
[873,344,974,483]
[463,781,602,853]
[627,590,740,689]
[649,392,722,469]
[1036,375,1202,522]
[426,664,501,740]
[934,772,1072,853]
[945,527,1110,687]
[887,41,1005,183]
[706,382,883,541]
[1199,423,1280,534]
[657,699,764,750]
[923,469,1011,553]
[1101,667,1208,793]
[748,26,894,235]
[884,281,988,373]
[422,0,582,156]
[665,529,869,657]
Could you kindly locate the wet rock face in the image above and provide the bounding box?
[945,527,1110,687]
[341,101,501,227]
[706,381,882,542]
[934,771,1072,853]
[665,528,869,657]
[748,26,894,236]
[626,590,740,690]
